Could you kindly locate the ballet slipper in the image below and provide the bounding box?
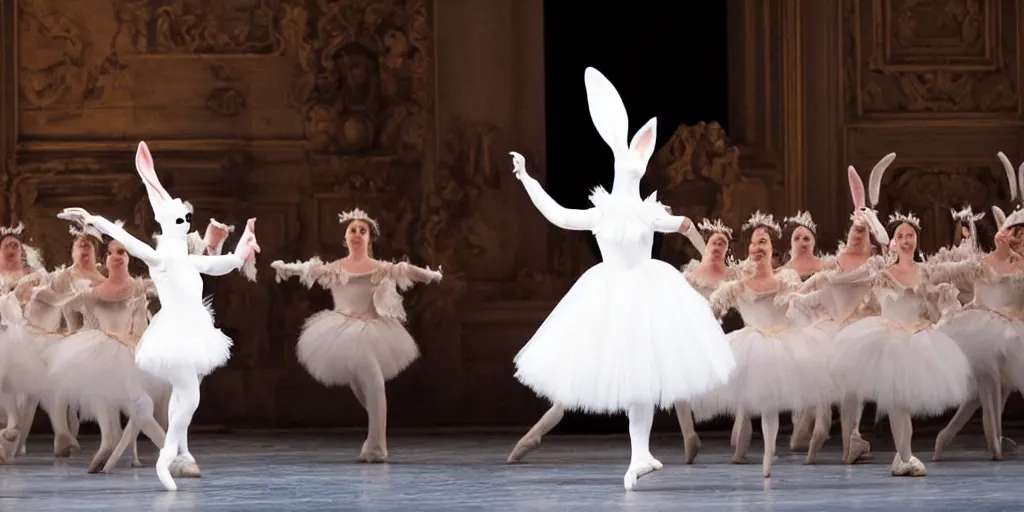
[623,457,662,491]
[890,454,927,477]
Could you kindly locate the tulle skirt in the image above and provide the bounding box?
[692,325,836,420]
[939,307,1024,380]
[135,303,232,379]
[831,317,972,416]
[296,310,419,387]
[0,326,49,397]
[47,330,162,421]
[513,259,735,413]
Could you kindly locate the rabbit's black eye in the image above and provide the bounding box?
[175,218,184,224]
[185,213,193,223]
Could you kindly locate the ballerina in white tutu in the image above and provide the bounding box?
[697,212,834,477]
[40,230,169,473]
[830,210,972,476]
[57,141,260,491]
[271,208,442,463]
[509,67,733,491]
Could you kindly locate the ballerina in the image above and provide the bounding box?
[509,67,734,491]
[698,212,834,477]
[57,141,260,491]
[270,208,442,463]
[830,210,972,476]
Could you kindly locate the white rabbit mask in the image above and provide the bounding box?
[135,141,193,238]
[996,151,1024,230]
[583,67,657,197]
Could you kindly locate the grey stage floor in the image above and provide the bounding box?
[1,430,1022,511]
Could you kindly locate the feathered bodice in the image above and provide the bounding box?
[64,278,152,343]
[279,258,438,323]
[709,269,802,330]
[791,255,884,325]
[871,268,961,329]
[588,188,670,268]
[681,260,743,299]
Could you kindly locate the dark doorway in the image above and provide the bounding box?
[541,2,729,433]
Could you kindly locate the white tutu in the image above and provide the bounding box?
[296,310,419,386]
[940,308,1024,378]
[135,302,232,379]
[513,259,734,413]
[0,327,48,397]
[831,318,972,416]
[692,326,835,420]
[47,330,158,420]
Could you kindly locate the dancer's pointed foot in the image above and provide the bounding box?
[843,433,871,464]
[932,428,953,461]
[507,436,541,464]
[88,449,113,474]
[53,433,79,458]
[623,456,662,491]
[890,454,927,476]
[1,429,20,461]
[156,451,177,491]
[805,431,828,464]
[358,440,388,463]
[170,455,201,477]
[684,434,701,464]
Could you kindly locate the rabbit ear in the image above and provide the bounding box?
[847,166,866,211]
[584,67,629,155]
[867,152,896,207]
[1017,161,1024,207]
[136,141,170,208]
[997,152,1018,202]
[993,206,1007,228]
[949,207,958,218]
[629,117,658,164]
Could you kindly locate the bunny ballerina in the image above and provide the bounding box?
[508,67,734,491]
[57,141,260,491]
[270,208,442,463]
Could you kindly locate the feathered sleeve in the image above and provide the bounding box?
[819,253,841,271]
[830,255,886,285]
[708,281,742,320]
[773,269,803,306]
[369,263,411,323]
[133,277,157,298]
[271,257,339,289]
[922,256,984,287]
[924,282,963,325]
[388,261,442,288]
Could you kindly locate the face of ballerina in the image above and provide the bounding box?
[999,226,1024,251]
[345,220,372,255]
[705,233,729,262]
[748,227,773,263]
[893,223,918,255]
[790,226,815,256]
[106,240,129,271]
[1,236,22,268]
[72,237,97,267]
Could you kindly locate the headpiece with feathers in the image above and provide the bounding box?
[742,211,782,239]
[949,204,985,249]
[887,211,922,231]
[338,208,380,237]
[697,218,733,240]
[0,221,44,270]
[996,151,1024,229]
[783,211,817,235]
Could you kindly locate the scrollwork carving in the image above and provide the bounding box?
[149,0,283,54]
[284,0,431,156]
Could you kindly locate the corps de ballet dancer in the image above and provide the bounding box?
[270,208,442,463]
[508,67,734,491]
[57,141,260,491]
[786,157,894,465]
[933,152,1024,461]
[829,209,972,477]
[507,217,743,466]
[697,212,834,477]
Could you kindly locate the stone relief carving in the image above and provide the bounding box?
[845,0,1019,116]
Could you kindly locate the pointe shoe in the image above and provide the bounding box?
[507,436,541,464]
[88,449,113,474]
[156,454,177,491]
[53,433,80,458]
[890,454,927,476]
[684,434,701,464]
[623,457,663,491]
[358,441,388,463]
[1,429,20,461]
[844,434,871,464]
[169,456,201,477]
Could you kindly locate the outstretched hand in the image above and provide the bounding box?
[57,207,93,226]
[234,218,260,262]
[205,218,234,248]
[510,151,530,181]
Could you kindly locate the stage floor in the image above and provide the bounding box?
[0,430,1020,511]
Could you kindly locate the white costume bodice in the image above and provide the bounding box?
[589,191,666,269]
[329,274,376,318]
[681,260,744,300]
[710,269,802,331]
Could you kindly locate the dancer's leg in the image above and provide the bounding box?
[761,412,779,478]
[790,408,814,451]
[623,403,661,491]
[731,409,752,463]
[354,360,388,463]
[157,370,201,491]
[674,401,701,464]
[47,400,79,457]
[14,396,38,456]
[888,407,926,476]
[978,373,1002,460]
[934,397,979,461]
[805,406,831,464]
[840,395,870,464]
[0,394,21,461]
[508,405,565,463]
[88,405,123,473]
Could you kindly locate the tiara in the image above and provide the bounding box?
[697,218,733,239]
[337,208,380,236]
[887,211,921,230]
[950,205,985,223]
[784,211,817,234]
[742,211,782,238]
[0,222,25,237]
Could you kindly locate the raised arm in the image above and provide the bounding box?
[511,152,596,231]
[59,208,162,267]
[192,217,259,280]
[707,281,741,320]
[653,214,706,256]
[391,261,443,288]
